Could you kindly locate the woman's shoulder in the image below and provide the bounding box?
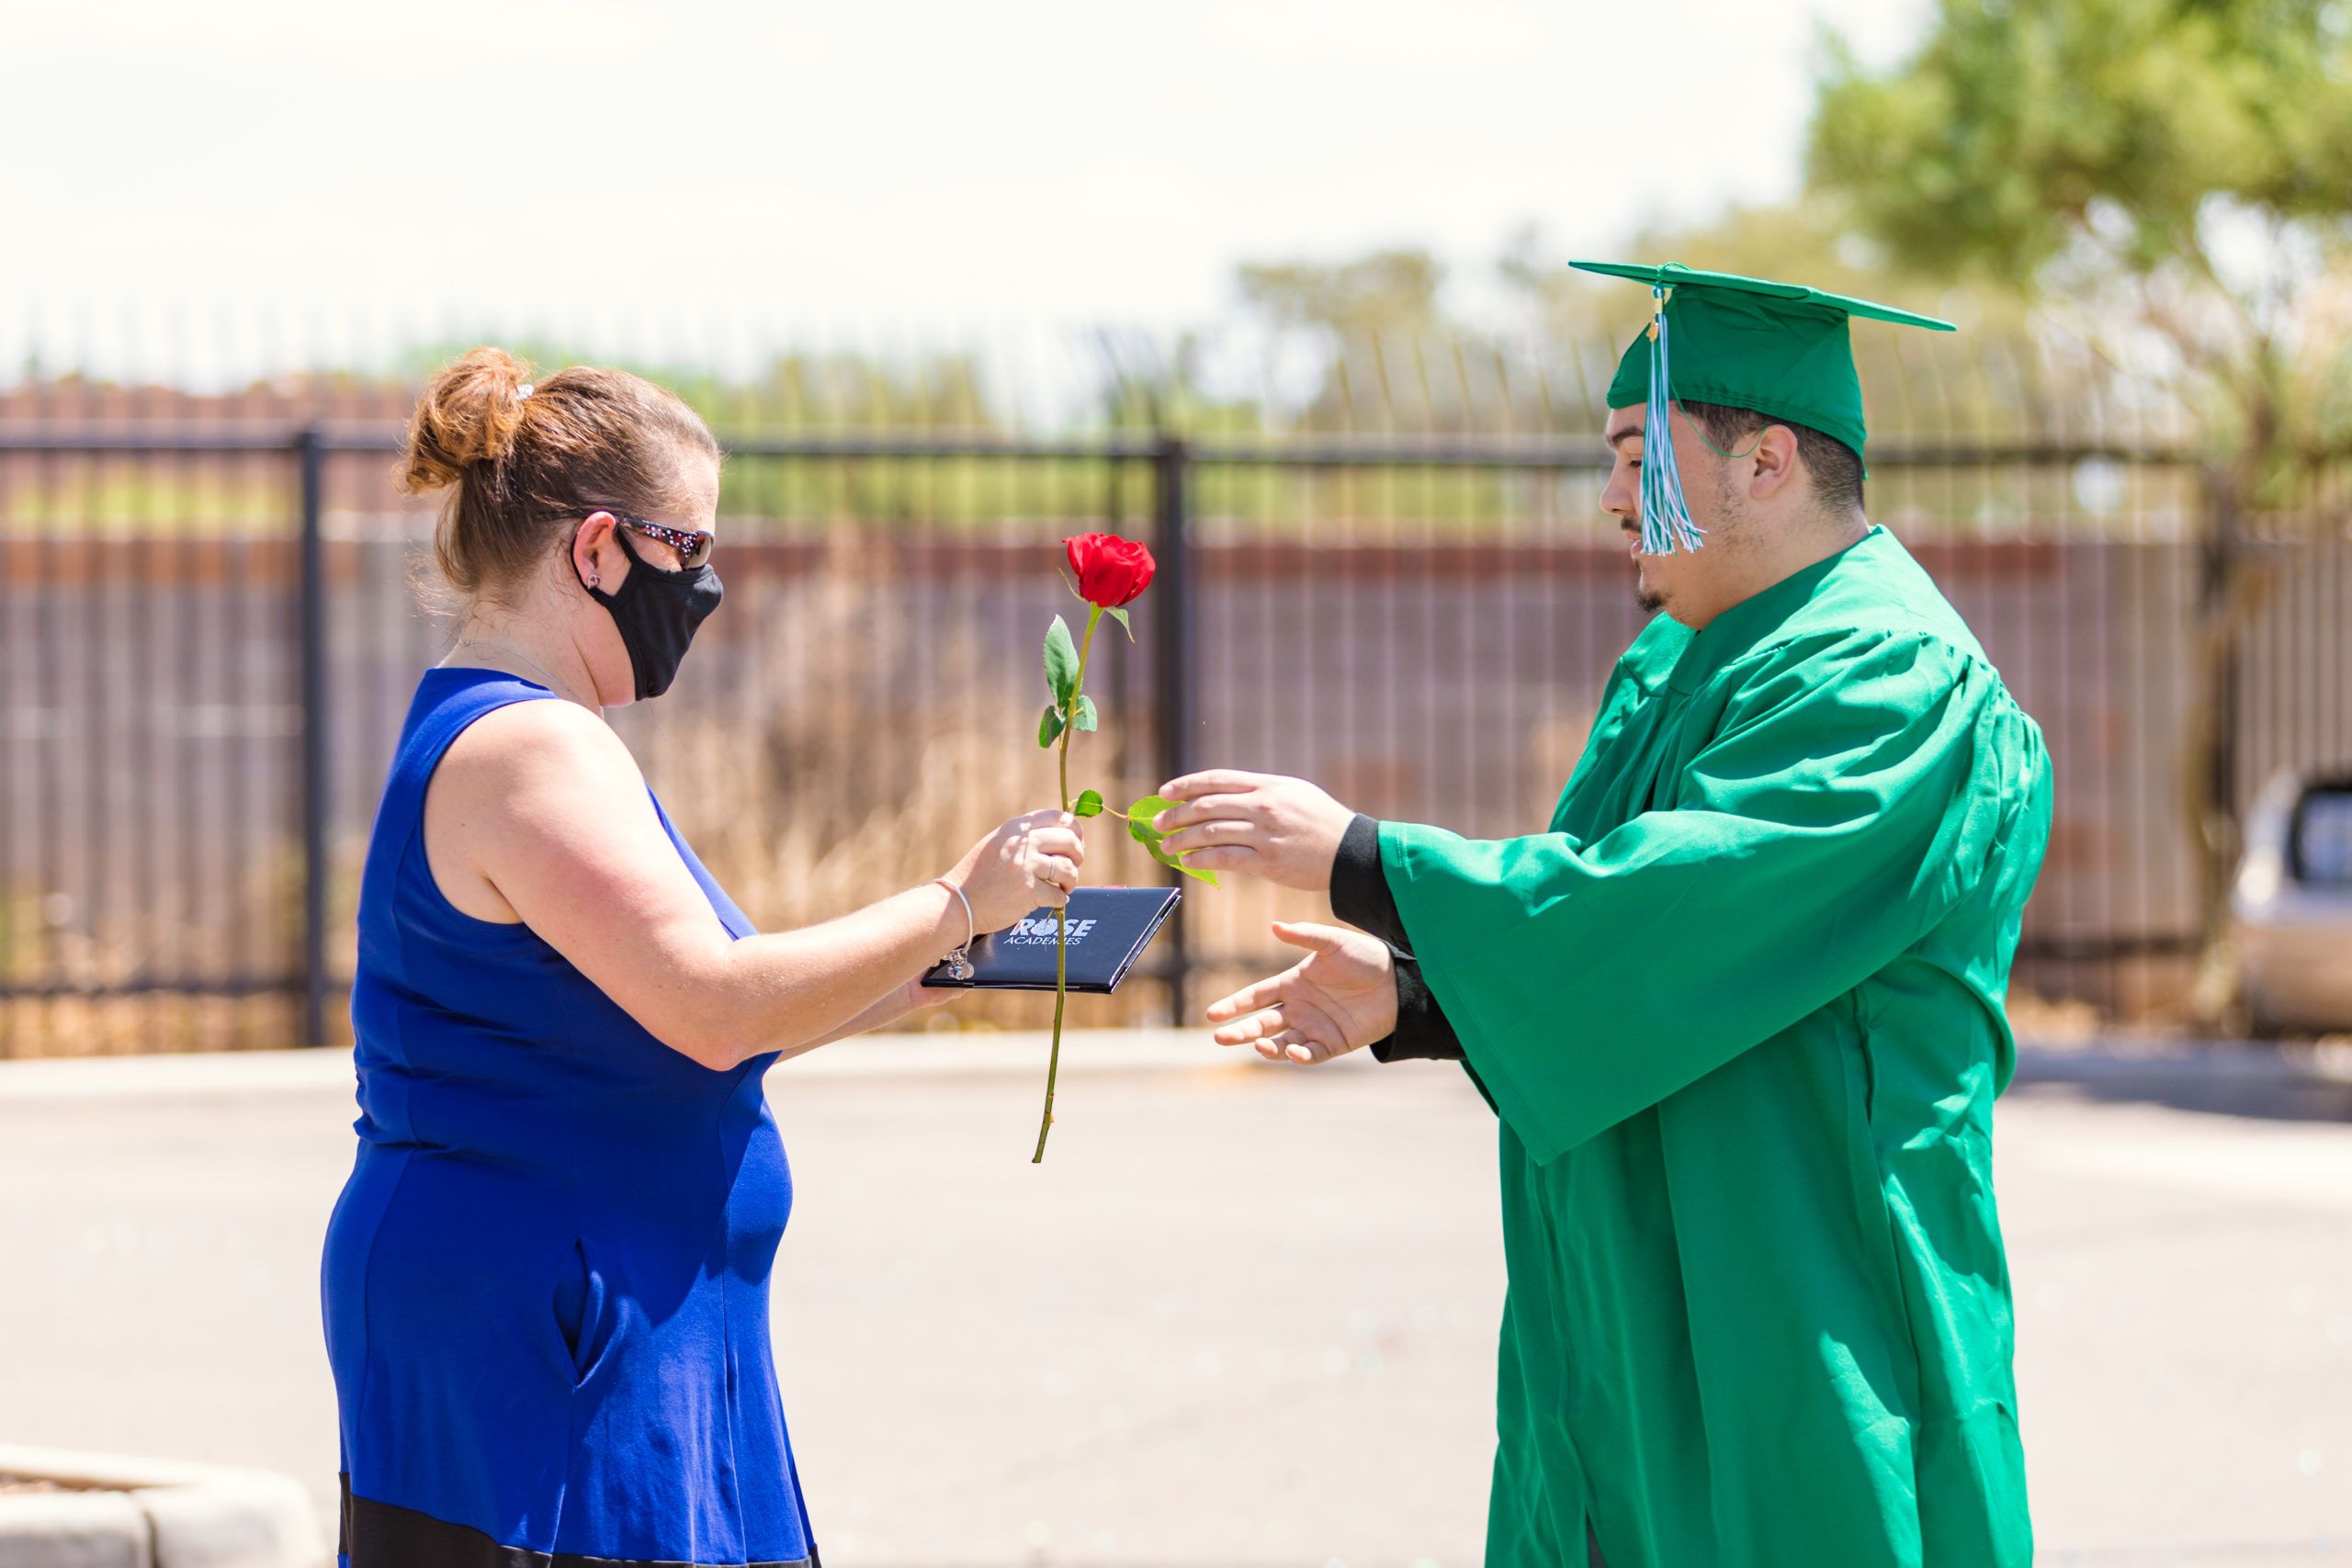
[420,693,652,923]
[437,691,639,799]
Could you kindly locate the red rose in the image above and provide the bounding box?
[1064,532,1157,609]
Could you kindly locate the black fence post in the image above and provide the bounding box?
[1151,434,1195,1023]
[296,429,330,1048]
[2198,461,2243,931]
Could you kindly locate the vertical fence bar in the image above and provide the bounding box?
[2199,462,2242,933]
[296,428,330,1047]
[1151,434,1195,1022]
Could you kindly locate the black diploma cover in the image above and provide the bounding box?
[922,886,1182,993]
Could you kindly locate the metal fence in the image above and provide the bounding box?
[5,340,2351,1055]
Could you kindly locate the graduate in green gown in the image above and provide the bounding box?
[1151,263,2052,1568]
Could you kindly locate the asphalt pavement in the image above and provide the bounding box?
[0,1033,2346,1566]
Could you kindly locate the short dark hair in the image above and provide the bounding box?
[1678,400,1864,518]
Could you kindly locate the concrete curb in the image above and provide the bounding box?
[0,1490,151,1568]
[0,1447,324,1568]
[2014,1039,2345,1087]
[0,1051,356,1104]
[768,1029,1370,1080]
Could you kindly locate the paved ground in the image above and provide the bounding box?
[1,1033,2348,1566]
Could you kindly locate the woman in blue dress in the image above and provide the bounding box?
[322,348,1084,1567]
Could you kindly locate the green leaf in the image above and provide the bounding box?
[1161,846,1221,887]
[1071,694,1099,732]
[1102,605,1133,641]
[1072,789,1104,818]
[1043,615,1080,706]
[1037,704,1066,749]
[1147,835,1221,887]
[1124,795,1220,888]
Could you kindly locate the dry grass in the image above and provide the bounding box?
[0,995,301,1059]
[0,852,318,1058]
[640,565,1211,1030]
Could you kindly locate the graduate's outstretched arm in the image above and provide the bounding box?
[1387,634,2008,1159]
[1152,772,1355,891]
[1204,922,1396,1064]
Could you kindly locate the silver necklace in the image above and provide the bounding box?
[452,637,590,707]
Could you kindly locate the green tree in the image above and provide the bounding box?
[1499,206,2049,442]
[1234,248,1450,342]
[1809,0,2352,971]
[1232,247,1510,434]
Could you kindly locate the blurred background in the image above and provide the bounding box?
[4,0,2351,1563]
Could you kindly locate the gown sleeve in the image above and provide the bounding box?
[1379,631,2007,1163]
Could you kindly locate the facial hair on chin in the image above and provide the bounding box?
[1633,550,1666,615]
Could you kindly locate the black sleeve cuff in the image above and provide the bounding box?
[1330,813,1409,947]
[1330,814,1461,1063]
[1370,948,1465,1063]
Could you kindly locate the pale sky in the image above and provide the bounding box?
[3,0,1928,378]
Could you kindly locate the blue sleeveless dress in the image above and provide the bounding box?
[322,668,816,1568]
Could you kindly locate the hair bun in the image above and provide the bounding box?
[397,346,537,494]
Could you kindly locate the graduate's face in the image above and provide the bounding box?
[1601,404,1738,619]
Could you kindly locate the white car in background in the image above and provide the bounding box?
[2231,771,2352,1036]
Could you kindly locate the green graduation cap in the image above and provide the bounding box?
[1572,260,1955,555]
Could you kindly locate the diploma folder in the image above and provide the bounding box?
[923,886,1182,993]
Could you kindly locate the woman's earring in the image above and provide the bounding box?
[586,575,599,588]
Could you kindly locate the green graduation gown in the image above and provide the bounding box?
[1379,527,2051,1567]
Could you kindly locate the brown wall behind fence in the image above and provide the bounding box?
[17,513,2341,1055]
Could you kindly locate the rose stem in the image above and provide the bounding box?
[1035,605,1102,1164]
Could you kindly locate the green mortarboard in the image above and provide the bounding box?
[1571,260,1955,554]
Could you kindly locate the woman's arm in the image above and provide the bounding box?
[780,976,951,1061]
[426,698,1078,1071]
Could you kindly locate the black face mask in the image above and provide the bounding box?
[580,529,723,700]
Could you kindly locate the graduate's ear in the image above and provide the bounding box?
[1746,423,1804,504]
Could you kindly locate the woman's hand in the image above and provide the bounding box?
[947,808,1087,932]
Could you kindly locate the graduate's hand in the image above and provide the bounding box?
[1151,771,1352,891]
[1204,921,1395,1065]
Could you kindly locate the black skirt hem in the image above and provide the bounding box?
[341,1474,818,1568]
